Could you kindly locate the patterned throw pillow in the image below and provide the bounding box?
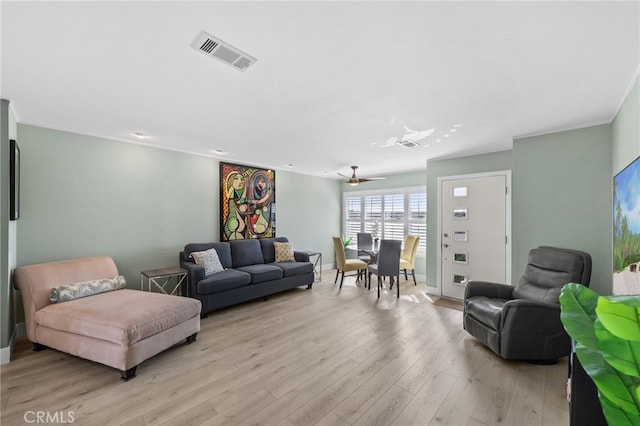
[274,242,296,263]
[191,248,225,276]
[50,275,126,304]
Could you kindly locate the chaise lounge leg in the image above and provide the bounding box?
[120,366,137,382]
[32,343,48,352]
[307,283,313,289]
[186,333,198,344]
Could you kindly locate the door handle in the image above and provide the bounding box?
[443,243,449,248]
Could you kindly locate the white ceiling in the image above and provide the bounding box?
[2,1,639,180]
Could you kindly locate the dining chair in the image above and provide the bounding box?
[332,236,368,289]
[367,239,402,298]
[357,232,374,264]
[399,235,420,285]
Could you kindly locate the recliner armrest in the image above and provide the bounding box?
[465,281,514,300]
[501,299,561,330]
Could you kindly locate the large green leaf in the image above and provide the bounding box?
[577,345,640,415]
[560,283,600,348]
[600,393,640,426]
[595,320,640,377]
[598,298,640,342]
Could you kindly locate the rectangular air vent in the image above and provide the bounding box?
[397,140,421,148]
[191,31,257,71]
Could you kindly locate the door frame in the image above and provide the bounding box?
[436,170,512,296]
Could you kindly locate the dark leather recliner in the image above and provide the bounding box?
[463,246,592,362]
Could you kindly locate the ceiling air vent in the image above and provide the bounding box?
[191,31,257,71]
[397,140,421,148]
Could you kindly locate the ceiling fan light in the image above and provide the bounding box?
[349,182,359,186]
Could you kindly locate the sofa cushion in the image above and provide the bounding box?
[49,275,126,304]
[259,237,289,263]
[35,289,201,346]
[191,248,225,276]
[230,239,264,268]
[184,242,232,269]
[464,296,507,331]
[196,269,252,294]
[236,264,283,284]
[273,261,313,278]
[274,242,296,263]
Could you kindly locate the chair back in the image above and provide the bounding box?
[401,235,420,265]
[376,239,402,276]
[513,246,592,304]
[357,232,373,249]
[332,236,347,270]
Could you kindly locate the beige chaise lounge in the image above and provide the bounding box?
[13,256,201,381]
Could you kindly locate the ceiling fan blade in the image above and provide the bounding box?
[358,177,387,183]
[337,172,351,179]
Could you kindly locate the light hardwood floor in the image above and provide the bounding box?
[1,272,569,426]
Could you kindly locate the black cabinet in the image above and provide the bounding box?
[569,352,606,425]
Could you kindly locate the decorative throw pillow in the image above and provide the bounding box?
[191,248,225,276]
[274,242,296,262]
[50,275,126,304]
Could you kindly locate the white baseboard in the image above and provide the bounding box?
[0,322,25,364]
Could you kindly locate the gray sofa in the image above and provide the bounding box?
[180,237,314,316]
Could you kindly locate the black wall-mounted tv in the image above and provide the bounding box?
[9,139,19,220]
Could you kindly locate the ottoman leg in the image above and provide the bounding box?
[120,366,137,382]
[186,333,198,344]
[33,343,48,352]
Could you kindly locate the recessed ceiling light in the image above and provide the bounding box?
[287,164,294,168]
[210,149,225,155]
[132,132,148,139]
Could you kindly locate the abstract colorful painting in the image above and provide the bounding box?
[220,162,275,241]
[613,155,640,295]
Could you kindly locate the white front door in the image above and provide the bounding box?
[439,172,510,300]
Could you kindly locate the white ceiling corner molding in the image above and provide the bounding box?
[191,31,257,71]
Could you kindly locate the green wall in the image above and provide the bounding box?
[13,125,341,322]
[513,125,613,295]
[268,170,341,270]
[426,151,513,288]
[613,75,640,174]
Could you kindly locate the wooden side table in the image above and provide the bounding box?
[141,267,188,296]
[300,251,322,281]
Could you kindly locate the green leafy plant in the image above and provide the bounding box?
[560,283,640,425]
[341,236,352,248]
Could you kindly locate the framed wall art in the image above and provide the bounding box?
[220,162,275,241]
[10,139,20,221]
[613,155,640,294]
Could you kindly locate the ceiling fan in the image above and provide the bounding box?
[338,166,386,186]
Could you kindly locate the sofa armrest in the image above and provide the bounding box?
[465,280,514,300]
[181,261,205,296]
[294,251,310,262]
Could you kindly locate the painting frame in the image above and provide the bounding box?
[613,155,640,295]
[220,162,275,241]
[9,139,20,221]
